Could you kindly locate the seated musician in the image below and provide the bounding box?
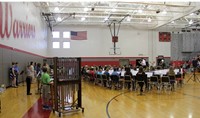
[111,68,120,77]
[88,67,95,81]
[102,68,110,87]
[166,66,176,90]
[111,68,120,89]
[136,66,146,93]
[124,67,133,89]
[166,66,175,76]
[103,68,110,78]
[97,68,103,75]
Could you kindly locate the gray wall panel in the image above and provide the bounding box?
[171,34,183,60]
[0,48,44,87]
[182,33,194,52]
[0,49,3,85]
[2,49,13,86]
[171,32,200,61]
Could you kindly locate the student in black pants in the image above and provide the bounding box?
[26,65,32,95]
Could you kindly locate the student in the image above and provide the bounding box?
[30,62,35,83]
[167,66,176,90]
[26,65,32,95]
[111,68,120,77]
[14,62,20,86]
[124,67,133,89]
[136,66,146,94]
[167,66,175,76]
[10,62,17,88]
[41,67,53,110]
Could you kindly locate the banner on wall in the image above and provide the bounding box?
[0,3,36,39]
[159,32,171,42]
[71,31,87,40]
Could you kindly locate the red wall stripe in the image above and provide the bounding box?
[0,44,46,58]
[81,61,136,66]
[0,44,182,67]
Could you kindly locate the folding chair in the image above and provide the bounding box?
[124,75,132,90]
[110,75,120,90]
[175,74,183,87]
[149,76,160,93]
[136,74,147,95]
[169,75,176,91]
[102,74,108,87]
[95,74,102,85]
[161,76,172,94]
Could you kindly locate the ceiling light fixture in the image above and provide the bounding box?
[57,17,62,22]
[54,7,59,12]
[162,10,167,14]
[190,13,195,16]
[104,17,108,21]
[189,20,193,24]
[138,9,143,13]
[171,21,175,24]
[112,8,116,12]
[148,17,152,22]
[81,17,86,21]
[84,7,89,12]
[127,16,131,21]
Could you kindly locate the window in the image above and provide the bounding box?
[53,42,60,48]
[63,31,70,38]
[63,42,70,48]
[52,31,60,38]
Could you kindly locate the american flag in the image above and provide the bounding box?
[71,31,87,40]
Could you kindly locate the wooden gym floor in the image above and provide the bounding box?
[0,73,200,118]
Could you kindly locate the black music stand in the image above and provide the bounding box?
[20,70,25,86]
[187,68,200,83]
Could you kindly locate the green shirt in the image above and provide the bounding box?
[41,73,51,84]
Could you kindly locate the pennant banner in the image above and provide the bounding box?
[159,32,171,42]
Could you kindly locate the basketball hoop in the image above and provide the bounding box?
[105,14,129,55]
[109,47,121,55]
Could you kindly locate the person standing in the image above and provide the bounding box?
[26,65,32,95]
[14,62,20,86]
[30,62,35,83]
[141,58,146,69]
[36,63,42,93]
[41,67,52,110]
[11,62,17,88]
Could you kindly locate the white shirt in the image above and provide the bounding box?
[141,59,146,66]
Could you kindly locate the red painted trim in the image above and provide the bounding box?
[156,56,171,59]
[0,44,13,50]
[172,60,184,67]
[81,61,136,66]
[22,98,51,118]
[0,44,46,58]
[81,56,149,59]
